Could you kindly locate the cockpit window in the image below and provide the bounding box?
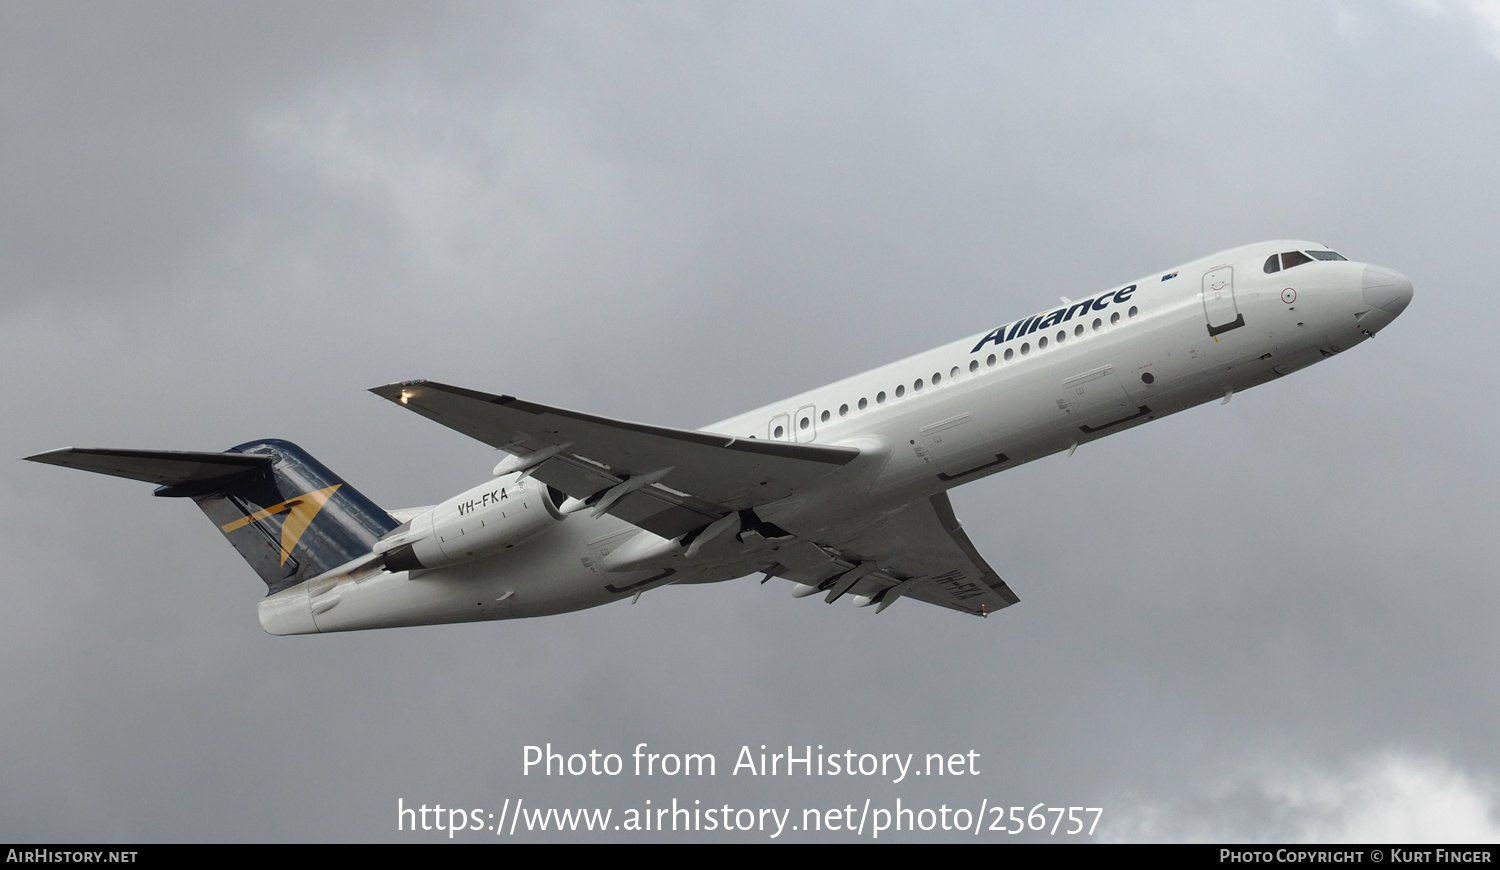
[1306,250,1347,261]
[1281,250,1312,269]
[1264,254,1281,274]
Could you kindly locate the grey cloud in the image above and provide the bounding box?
[3,1,1496,841]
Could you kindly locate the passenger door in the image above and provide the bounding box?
[1201,266,1245,336]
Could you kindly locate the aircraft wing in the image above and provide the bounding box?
[776,493,1018,617]
[370,380,859,540]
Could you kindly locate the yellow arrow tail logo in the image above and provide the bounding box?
[220,484,342,565]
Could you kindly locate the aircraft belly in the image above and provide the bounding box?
[296,517,643,630]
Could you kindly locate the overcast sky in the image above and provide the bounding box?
[4,1,1498,843]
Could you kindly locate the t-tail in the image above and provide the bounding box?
[25,439,399,596]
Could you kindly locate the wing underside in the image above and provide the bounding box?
[760,493,1018,616]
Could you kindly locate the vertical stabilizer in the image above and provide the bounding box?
[26,440,399,595]
[174,440,399,594]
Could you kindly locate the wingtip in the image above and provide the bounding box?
[373,380,519,407]
[369,380,429,403]
[23,447,77,464]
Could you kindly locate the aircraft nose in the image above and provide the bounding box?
[1362,265,1413,317]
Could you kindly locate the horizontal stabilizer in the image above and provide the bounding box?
[24,447,271,488]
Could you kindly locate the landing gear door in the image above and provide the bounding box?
[1202,266,1245,336]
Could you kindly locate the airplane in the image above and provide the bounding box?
[26,241,1412,635]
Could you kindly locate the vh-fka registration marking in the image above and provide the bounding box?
[454,487,511,516]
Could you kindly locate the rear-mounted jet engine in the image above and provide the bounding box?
[377,473,567,571]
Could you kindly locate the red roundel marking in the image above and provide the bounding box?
[1281,287,1296,304]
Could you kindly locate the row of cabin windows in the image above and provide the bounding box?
[757,303,1142,439]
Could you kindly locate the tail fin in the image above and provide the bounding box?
[183,440,399,593]
[26,439,398,594]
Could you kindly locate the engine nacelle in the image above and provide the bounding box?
[380,473,565,571]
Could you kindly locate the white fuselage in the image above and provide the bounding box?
[260,241,1411,634]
